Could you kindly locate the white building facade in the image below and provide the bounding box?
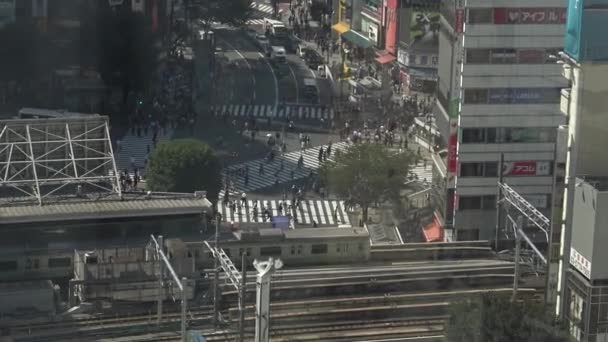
[434,0,568,240]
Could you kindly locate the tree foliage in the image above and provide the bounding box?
[80,4,159,103]
[0,22,50,83]
[189,0,253,32]
[320,144,415,222]
[446,292,570,342]
[146,139,222,202]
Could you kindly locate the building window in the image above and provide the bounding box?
[459,196,496,210]
[466,49,491,64]
[485,162,498,177]
[260,246,282,257]
[460,163,484,177]
[464,89,488,104]
[482,195,497,209]
[461,128,498,143]
[311,244,328,254]
[461,129,485,143]
[291,246,296,255]
[467,8,493,24]
[491,49,517,64]
[459,196,482,210]
[48,257,71,268]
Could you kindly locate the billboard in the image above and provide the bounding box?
[502,161,551,176]
[493,7,567,24]
[410,11,440,43]
[487,88,560,104]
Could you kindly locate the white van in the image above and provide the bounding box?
[270,46,287,63]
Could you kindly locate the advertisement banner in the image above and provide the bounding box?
[502,161,551,176]
[410,11,440,44]
[384,0,398,55]
[455,9,465,33]
[497,7,567,24]
[487,88,559,105]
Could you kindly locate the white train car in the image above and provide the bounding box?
[169,226,372,270]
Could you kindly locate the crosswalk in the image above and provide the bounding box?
[113,128,173,177]
[221,141,348,197]
[409,162,434,183]
[219,199,351,227]
[247,3,282,26]
[211,104,334,121]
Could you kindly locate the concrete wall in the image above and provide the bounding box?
[591,191,608,280]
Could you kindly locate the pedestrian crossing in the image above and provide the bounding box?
[409,162,434,184]
[113,127,173,177]
[247,3,282,26]
[211,104,334,121]
[219,199,351,227]
[220,141,348,197]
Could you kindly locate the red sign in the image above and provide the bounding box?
[455,9,464,33]
[447,132,458,173]
[502,161,550,176]
[499,7,567,24]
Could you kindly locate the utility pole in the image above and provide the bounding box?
[151,235,188,342]
[495,153,505,250]
[157,235,164,325]
[239,253,248,342]
[512,215,523,302]
[181,277,188,340]
[254,258,283,342]
[213,212,220,326]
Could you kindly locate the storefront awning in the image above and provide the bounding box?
[342,30,374,49]
[375,54,396,64]
[332,21,350,34]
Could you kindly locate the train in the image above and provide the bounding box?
[167,226,372,270]
[0,225,493,283]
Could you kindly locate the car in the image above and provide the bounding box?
[305,50,323,69]
[255,34,270,48]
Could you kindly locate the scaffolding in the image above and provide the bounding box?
[0,117,121,205]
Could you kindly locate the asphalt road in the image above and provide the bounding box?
[210,24,333,108]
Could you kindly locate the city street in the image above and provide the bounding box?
[209,10,334,119]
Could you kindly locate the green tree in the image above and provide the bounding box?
[188,0,253,33]
[81,3,159,105]
[146,139,223,202]
[320,144,415,223]
[447,292,571,342]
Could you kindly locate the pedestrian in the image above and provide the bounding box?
[240,192,247,207]
[259,163,264,175]
[318,147,324,163]
[244,174,249,186]
[290,169,295,180]
[130,155,136,168]
[116,139,121,153]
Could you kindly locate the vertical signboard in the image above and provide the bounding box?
[384,0,398,55]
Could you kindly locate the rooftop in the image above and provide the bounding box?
[0,191,213,225]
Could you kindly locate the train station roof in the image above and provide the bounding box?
[0,191,213,225]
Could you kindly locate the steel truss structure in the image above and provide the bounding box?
[497,182,549,272]
[0,117,121,205]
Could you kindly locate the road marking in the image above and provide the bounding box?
[288,64,299,104]
[258,52,279,116]
[220,39,257,102]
